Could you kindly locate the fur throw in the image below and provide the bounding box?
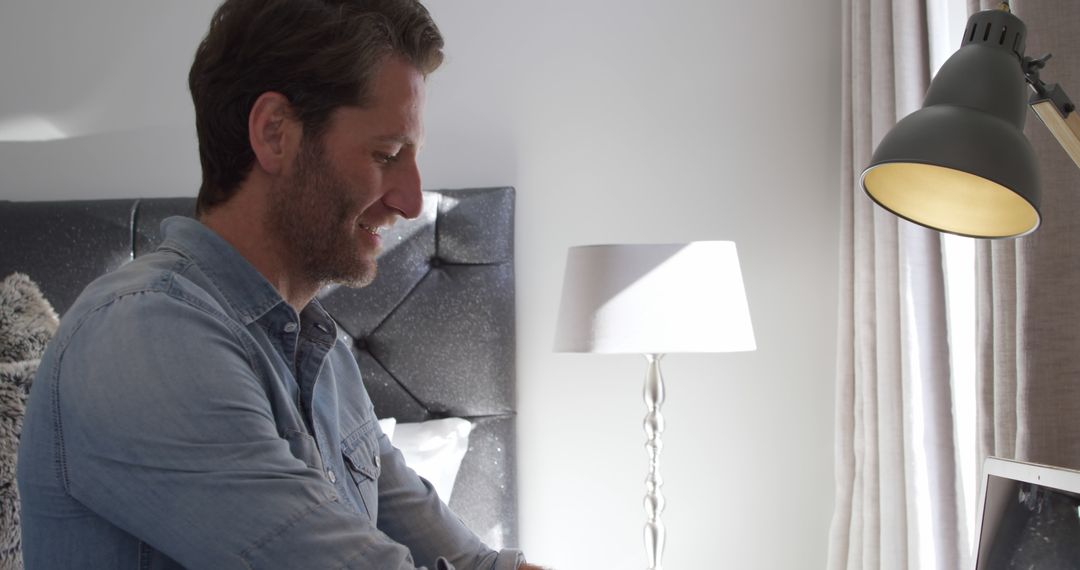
[0,273,59,570]
[0,274,58,364]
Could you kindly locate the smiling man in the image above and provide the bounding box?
[16,1,539,569]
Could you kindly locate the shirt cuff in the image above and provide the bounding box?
[434,548,525,570]
[491,548,526,570]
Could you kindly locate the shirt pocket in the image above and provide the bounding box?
[341,421,383,521]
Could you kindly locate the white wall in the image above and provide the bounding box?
[0,1,841,568]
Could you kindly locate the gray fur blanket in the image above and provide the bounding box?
[0,273,59,570]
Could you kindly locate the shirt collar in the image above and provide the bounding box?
[158,216,285,325]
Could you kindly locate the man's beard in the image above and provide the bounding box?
[266,137,378,289]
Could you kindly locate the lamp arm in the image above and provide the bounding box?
[1023,54,1080,170]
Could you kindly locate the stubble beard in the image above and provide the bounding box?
[266,137,378,290]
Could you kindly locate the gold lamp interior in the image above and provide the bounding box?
[864,162,1040,238]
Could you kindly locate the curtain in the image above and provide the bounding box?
[829,0,968,568]
[974,0,1080,471]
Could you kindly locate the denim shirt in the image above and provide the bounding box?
[17,216,524,570]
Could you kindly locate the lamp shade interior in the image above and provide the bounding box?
[863,162,1040,238]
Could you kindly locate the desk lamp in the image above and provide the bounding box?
[553,242,756,570]
[861,2,1080,238]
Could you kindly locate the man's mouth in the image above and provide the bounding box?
[358,223,382,236]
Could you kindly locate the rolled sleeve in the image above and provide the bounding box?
[433,549,524,570]
[489,548,526,570]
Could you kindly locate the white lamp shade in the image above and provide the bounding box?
[553,242,756,354]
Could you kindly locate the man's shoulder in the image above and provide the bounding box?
[59,250,231,339]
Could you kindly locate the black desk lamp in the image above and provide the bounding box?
[861,2,1080,238]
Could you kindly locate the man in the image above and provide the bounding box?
[16,1,542,568]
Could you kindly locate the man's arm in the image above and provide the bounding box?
[374,433,525,569]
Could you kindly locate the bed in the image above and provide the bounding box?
[0,187,518,549]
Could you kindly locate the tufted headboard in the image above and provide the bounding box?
[0,187,518,547]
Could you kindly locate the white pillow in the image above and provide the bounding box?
[377,417,397,442]
[377,417,472,504]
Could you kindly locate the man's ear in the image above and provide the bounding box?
[248,92,301,176]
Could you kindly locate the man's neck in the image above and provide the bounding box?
[199,194,319,312]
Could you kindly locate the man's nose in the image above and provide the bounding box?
[385,158,423,220]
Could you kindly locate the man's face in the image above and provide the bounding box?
[267,55,426,288]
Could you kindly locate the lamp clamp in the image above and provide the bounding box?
[1022,53,1076,115]
[1023,52,1051,75]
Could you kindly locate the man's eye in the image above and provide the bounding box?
[374,152,399,165]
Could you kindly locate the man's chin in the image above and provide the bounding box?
[305,254,377,290]
[336,275,376,289]
[334,262,377,289]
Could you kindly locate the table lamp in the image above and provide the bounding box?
[861,1,1080,238]
[553,242,756,570]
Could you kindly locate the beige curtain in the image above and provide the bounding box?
[829,0,968,568]
[974,0,1080,471]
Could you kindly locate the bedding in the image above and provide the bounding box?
[392,417,473,503]
[0,273,59,568]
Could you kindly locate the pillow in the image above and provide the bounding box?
[377,417,396,442]
[377,417,472,504]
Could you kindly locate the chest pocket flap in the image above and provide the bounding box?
[341,421,382,519]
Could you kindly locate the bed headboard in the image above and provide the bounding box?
[0,187,518,547]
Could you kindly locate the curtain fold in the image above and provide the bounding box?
[830,0,968,567]
[974,0,1080,471]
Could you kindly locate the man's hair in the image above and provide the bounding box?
[188,0,444,215]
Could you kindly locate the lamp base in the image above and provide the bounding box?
[643,354,666,570]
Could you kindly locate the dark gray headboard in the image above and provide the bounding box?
[0,187,518,547]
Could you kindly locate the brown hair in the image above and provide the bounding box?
[188,0,444,215]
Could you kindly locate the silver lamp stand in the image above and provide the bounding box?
[643,354,666,570]
[553,243,757,570]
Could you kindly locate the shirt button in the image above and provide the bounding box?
[374,454,381,469]
[284,322,298,333]
[326,469,337,484]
